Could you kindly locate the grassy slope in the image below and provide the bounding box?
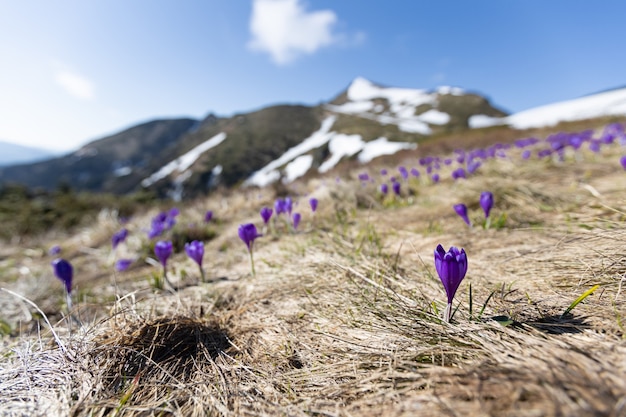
[0,121,626,416]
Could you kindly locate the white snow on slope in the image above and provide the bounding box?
[326,77,462,134]
[348,77,435,107]
[318,134,364,173]
[245,116,337,187]
[417,109,450,125]
[469,114,506,129]
[141,132,227,187]
[470,87,626,131]
[245,113,418,186]
[284,155,314,183]
[357,137,416,163]
[505,88,626,129]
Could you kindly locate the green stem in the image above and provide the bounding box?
[163,266,175,290]
[199,265,206,283]
[249,250,256,277]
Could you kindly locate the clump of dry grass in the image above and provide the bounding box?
[1,123,626,416]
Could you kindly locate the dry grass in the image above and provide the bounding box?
[1,125,626,416]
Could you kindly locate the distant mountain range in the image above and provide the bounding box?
[0,141,55,167]
[1,77,625,199]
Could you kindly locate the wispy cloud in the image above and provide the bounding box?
[247,0,344,65]
[55,70,95,100]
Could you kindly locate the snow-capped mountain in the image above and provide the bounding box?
[469,86,626,129]
[0,77,624,199]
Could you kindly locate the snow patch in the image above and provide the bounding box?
[318,134,364,173]
[284,155,314,182]
[141,132,226,187]
[506,88,626,129]
[437,86,465,96]
[330,100,374,114]
[469,114,506,129]
[357,137,417,163]
[245,116,336,187]
[113,166,132,177]
[397,120,432,134]
[417,109,450,125]
[348,77,434,107]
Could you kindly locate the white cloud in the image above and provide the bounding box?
[55,70,95,100]
[248,0,339,65]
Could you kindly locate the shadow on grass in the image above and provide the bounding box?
[527,314,590,334]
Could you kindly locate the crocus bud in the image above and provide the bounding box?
[292,213,301,230]
[434,244,468,322]
[453,204,471,226]
[111,228,128,249]
[480,191,494,219]
[238,223,261,252]
[260,207,273,224]
[184,240,204,267]
[154,240,173,267]
[51,258,73,294]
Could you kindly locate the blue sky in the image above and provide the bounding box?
[1,0,625,152]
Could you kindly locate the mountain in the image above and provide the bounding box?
[0,141,55,166]
[1,77,623,199]
[0,118,198,193]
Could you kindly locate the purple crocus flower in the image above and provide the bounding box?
[51,258,73,295]
[111,228,128,249]
[431,174,440,183]
[238,223,262,276]
[48,245,61,256]
[453,204,471,226]
[292,212,301,230]
[154,240,174,289]
[521,150,532,160]
[620,155,626,170]
[434,244,468,322]
[204,210,214,223]
[284,197,293,215]
[398,166,408,180]
[480,191,494,219]
[185,240,204,267]
[358,173,370,182]
[260,206,273,224]
[451,168,466,180]
[238,223,261,252]
[467,160,481,174]
[185,240,206,282]
[115,259,133,272]
[309,198,318,213]
[410,168,420,177]
[380,183,389,195]
[274,198,285,215]
[154,240,173,268]
[392,181,401,196]
[52,258,74,310]
[380,169,388,176]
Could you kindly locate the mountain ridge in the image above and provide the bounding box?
[1,77,624,199]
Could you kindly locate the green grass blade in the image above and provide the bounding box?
[561,284,599,318]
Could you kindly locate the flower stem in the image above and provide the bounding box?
[249,250,256,277]
[199,265,206,283]
[163,267,175,290]
[444,303,452,323]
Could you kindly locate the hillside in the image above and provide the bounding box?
[0,119,198,193]
[0,118,625,416]
[0,78,507,198]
